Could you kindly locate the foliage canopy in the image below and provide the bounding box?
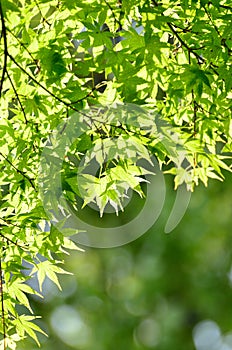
[0,0,231,348]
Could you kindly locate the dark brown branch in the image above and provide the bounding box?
[7,53,94,110]
[149,1,220,76]
[6,70,28,124]
[34,0,51,26]
[151,0,159,6]
[0,230,27,250]
[103,0,122,29]
[0,152,37,191]
[167,22,220,75]
[203,5,231,55]
[219,4,232,10]
[6,28,40,71]
[0,219,36,251]
[0,217,22,230]
[167,23,202,60]
[0,2,7,99]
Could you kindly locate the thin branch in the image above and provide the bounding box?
[149,1,220,76]
[0,219,36,251]
[7,53,95,110]
[0,231,27,250]
[6,28,40,71]
[34,0,51,26]
[103,0,122,30]
[6,70,28,124]
[219,4,232,10]
[167,23,202,61]
[0,2,7,99]
[0,217,21,230]
[167,22,220,75]
[203,5,231,55]
[168,23,196,34]
[0,152,37,191]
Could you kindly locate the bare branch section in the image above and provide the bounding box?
[6,70,28,124]
[0,2,7,98]
[103,0,122,29]
[7,53,95,109]
[150,0,221,75]
[0,152,37,191]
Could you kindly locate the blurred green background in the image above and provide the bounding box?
[18,172,232,350]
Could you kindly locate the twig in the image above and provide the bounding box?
[0,2,7,98]
[0,217,21,229]
[34,0,51,26]
[149,1,220,76]
[6,28,40,70]
[167,23,202,60]
[103,0,122,29]
[151,0,159,6]
[6,70,28,124]
[168,22,220,74]
[203,5,231,55]
[7,53,95,110]
[0,231,27,250]
[219,4,232,10]
[0,152,37,191]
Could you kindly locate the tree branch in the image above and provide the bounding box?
[34,0,51,27]
[6,28,40,71]
[6,70,28,124]
[167,22,204,62]
[0,230,27,250]
[203,5,231,55]
[7,53,95,110]
[150,0,159,6]
[0,152,37,191]
[219,4,232,10]
[167,23,220,75]
[0,2,8,99]
[103,0,122,30]
[149,1,220,76]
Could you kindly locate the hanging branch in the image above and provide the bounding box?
[6,28,41,72]
[0,221,29,251]
[167,22,219,76]
[167,23,205,63]
[0,232,26,250]
[0,152,37,191]
[103,0,122,30]
[0,2,7,99]
[150,0,220,76]
[203,5,231,55]
[7,53,95,110]
[34,0,51,27]
[6,70,28,124]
